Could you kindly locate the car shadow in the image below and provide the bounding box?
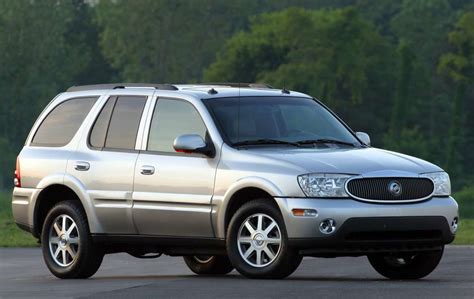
[90,273,447,283]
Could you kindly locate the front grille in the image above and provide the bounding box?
[346,177,434,202]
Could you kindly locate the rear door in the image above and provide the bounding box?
[132,97,218,237]
[67,93,152,234]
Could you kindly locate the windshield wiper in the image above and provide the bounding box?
[232,139,301,147]
[296,138,357,147]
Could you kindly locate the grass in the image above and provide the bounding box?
[454,185,474,219]
[0,188,473,247]
[0,191,38,247]
[453,186,474,244]
[454,219,474,245]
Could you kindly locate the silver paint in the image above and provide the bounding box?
[12,85,459,242]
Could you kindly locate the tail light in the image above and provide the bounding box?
[14,157,21,187]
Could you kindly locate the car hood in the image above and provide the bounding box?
[243,146,442,176]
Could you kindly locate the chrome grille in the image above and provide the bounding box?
[346,178,434,202]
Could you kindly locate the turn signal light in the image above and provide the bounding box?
[292,209,317,217]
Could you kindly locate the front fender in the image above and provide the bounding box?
[213,176,285,239]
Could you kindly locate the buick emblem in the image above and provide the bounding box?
[388,181,402,197]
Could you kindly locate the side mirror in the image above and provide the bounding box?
[173,134,215,157]
[356,132,371,146]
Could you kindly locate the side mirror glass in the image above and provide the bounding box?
[356,132,371,146]
[173,134,214,156]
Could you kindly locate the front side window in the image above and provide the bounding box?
[32,97,98,147]
[205,96,360,146]
[147,98,207,153]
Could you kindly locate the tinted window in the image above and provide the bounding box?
[32,97,98,147]
[105,96,146,150]
[89,97,116,148]
[147,99,207,152]
[205,97,359,145]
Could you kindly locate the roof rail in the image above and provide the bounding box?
[194,83,273,89]
[66,83,178,92]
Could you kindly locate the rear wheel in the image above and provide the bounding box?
[367,247,444,279]
[183,255,234,275]
[226,199,302,279]
[41,200,104,279]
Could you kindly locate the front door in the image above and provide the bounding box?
[132,97,218,237]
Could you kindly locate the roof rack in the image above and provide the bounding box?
[67,83,178,92]
[193,83,273,89]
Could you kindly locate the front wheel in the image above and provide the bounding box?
[41,200,104,279]
[367,247,444,280]
[183,255,234,275]
[226,199,302,279]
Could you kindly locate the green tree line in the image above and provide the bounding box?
[0,0,473,191]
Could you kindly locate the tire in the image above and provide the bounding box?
[367,247,444,280]
[226,199,302,279]
[41,200,104,279]
[183,255,234,275]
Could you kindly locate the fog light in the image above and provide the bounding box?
[319,219,336,235]
[292,209,318,217]
[451,217,459,233]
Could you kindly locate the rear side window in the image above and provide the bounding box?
[89,97,116,148]
[89,96,147,150]
[32,97,98,147]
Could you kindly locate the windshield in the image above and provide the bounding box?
[205,96,360,147]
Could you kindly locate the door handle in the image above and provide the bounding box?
[140,165,155,175]
[74,161,90,171]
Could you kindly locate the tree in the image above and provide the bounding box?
[0,0,97,187]
[204,7,395,142]
[0,0,472,191]
[383,40,432,158]
[95,0,267,83]
[438,11,474,182]
[389,40,415,138]
[93,0,348,84]
[390,0,455,140]
[67,0,118,84]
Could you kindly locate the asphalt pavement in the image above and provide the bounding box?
[0,246,473,298]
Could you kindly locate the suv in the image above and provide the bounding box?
[12,83,458,279]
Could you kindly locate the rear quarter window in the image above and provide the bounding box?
[31,97,98,147]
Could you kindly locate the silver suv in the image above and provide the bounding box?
[12,83,458,279]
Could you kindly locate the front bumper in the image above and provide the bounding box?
[275,196,458,255]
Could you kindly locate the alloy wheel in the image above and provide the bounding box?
[48,214,80,267]
[237,213,282,268]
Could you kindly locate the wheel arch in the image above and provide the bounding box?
[215,177,286,239]
[32,174,102,238]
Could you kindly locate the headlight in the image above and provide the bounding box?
[421,172,451,196]
[297,174,352,197]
